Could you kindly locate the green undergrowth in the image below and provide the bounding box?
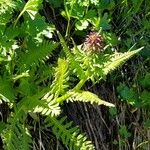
[0,0,149,150]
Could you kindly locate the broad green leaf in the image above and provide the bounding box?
[14,0,43,26]
[117,83,138,105]
[22,0,43,19]
[75,20,89,30]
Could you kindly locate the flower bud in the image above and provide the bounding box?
[83,32,104,53]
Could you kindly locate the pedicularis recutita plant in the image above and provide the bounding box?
[0,0,143,149]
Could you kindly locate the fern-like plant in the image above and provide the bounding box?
[0,0,143,149]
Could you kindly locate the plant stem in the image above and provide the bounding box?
[65,0,77,37]
[73,78,87,91]
[65,19,70,37]
[13,10,25,27]
[57,76,88,103]
[56,93,70,103]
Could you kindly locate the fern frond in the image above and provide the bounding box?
[66,91,115,107]
[2,94,60,149]
[0,0,18,25]
[19,94,61,117]
[45,116,95,150]
[3,123,31,150]
[2,111,32,150]
[0,26,21,54]
[0,0,15,10]
[35,64,53,84]
[33,95,61,116]
[72,44,143,82]
[2,93,60,149]
[0,122,6,134]
[0,77,15,103]
[50,58,69,97]
[57,31,86,80]
[83,47,143,82]
[18,41,58,71]
[103,48,143,75]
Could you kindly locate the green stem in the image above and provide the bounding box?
[72,78,87,91]
[13,10,25,27]
[65,19,70,37]
[65,0,76,37]
[57,75,88,103]
[56,93,70,103]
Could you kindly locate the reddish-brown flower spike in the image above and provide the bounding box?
[83,32,104,53]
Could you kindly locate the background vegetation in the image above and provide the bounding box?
[0,0,149,150]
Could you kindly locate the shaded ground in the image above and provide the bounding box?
[64,79,149,150]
